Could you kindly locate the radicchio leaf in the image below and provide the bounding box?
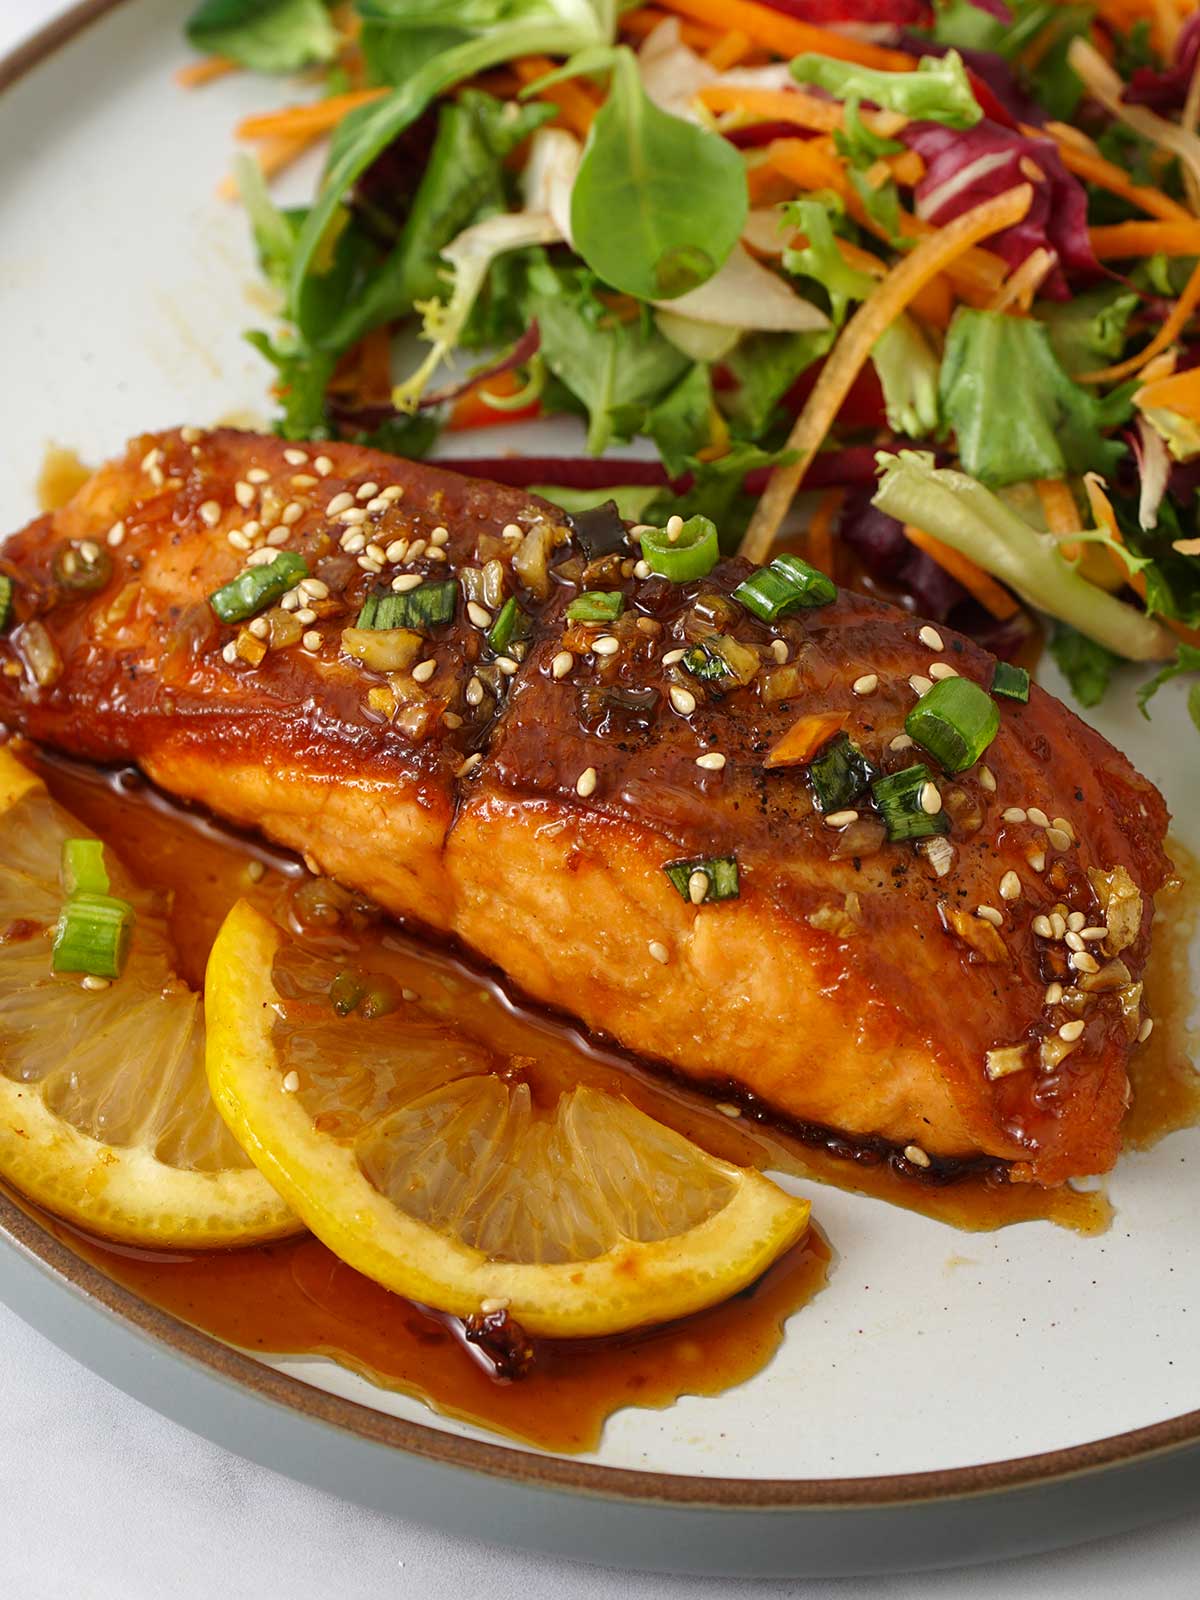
[1124,14,1200,112]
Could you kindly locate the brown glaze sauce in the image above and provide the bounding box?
[13,750,1195,1450]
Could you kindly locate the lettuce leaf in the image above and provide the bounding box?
[642,365,715,478]
[781,199,874,327]
[245,330,337,439]
[939,309,1131,486]
[1137,642,1200,727]
[1035,287,1140,377]
[871,313,940,438]
[720,329,832,439]
[186,0,338,72]
[791,49,982,128]
[1049,622,1121,708]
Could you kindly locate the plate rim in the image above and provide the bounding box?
[4,0,1200,1518]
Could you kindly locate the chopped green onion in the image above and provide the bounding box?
[663,855,740,903]
[640,515,720,582]
[61,838,110,898]
[209,552,307,624]
[566,591,625,623]
[487,596,528,655]
[53,542,112,595]
[357,580,456,631]
[808,733,880,814]
[991,661,1030,703]
[905,677,1000,774]
[52,892,135,979]
[682,643,734,684]
[681,634,759,693]
[733,554,837,622]
[0,575,13,631]
[870,764,950,843]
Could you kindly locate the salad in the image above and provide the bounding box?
[179,0,1200,726]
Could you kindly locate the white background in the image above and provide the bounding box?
[3,1,1200,1594]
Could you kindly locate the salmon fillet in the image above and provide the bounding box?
[0,428,1171,1184]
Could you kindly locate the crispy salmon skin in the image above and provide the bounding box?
[0,428,1171,1184]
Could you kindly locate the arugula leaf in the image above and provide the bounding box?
[528,266,689,454]
[791,49,982,129]
[1050,622,1121,709]
[781,199,874,327]
[1035,287,1140,377]
[566,47,747,301]
[344,410,441,459]
[643,365,715,478]
[871,313,940,439]
[931,0,1091,121]
[186,0,338,72]
[939,309,1132,487]
[1108,490,1200,626]
[245,330,336,439]
[720,329,831,440]
[285,2,616,322]
[1137,643,1200,726]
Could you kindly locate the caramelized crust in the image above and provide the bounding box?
[0,428,1172,1183]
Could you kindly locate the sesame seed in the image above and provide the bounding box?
[247,467,270,484]
[479,1296,509,1315]
[199,500,222,528]
[82,974,110,991]
[824,809,860,828]
[430,525,450,545]
[221,641,238,665]
[688,870,709,904]
[357,481,379,501]
[928,662,958,680]
[366,497,388,513]
[180,427,203,444]
[280,591,301,611]
[551,651,574,680]
[909,674,933,696]
[1028,850,1046,872]
[496,656,518,675]
[648,940,670,965]
[592,635,620,657]
[1081,925,1108,942]
[441,712,463,732]
[919,782,942,815]
[1046,827,1072,852]
[106,521,126,549]
[246,860,265,883]
[465,677,485,707]
[1071,951,1100,974]
[227,529,251,551]
[665,514,684,541]
[695,752,726,771]
[366,543,387,565]
[340,507,369,526]
[634,560,651,579]
[295,608,317,626]
[275,501,301,527]
[265,527,288,547]
[977,904,1003,927]
[716,1102,742,1119]
[1064,931,1086,954]
[407,539,427,560]
[918,625,944,651]
[1032,915,1053,938]
[385,540,409,563]
[1045,982,1063,1005]
[1002,807,1027,824]
[245,549,275,568]
[978,764,996,792]
[999,871,1021,901]
[326,492,354,516]
[904,1144,931,1169]
[636,617,661,636]
[456,753,482,777]
[302,630,322,652]
[357,557,382,574]
[234,481,256,508]
[1027,806,1050,828]
[428,548,447,563]
[1059,1019,1085,1042]
[889,733,914,752]
[1138,1017,1154,1043]
[300,578,329,600]
[282,1070,300,1092]
[1052,816,1074,840]
[669,685,697,715]
[412,659,437,684]
[467,602,492,629]
[392,574,423,592]
[248,616,270,639]
[341,531,366,554]
[292,474,318,489]
[283,448,308,466]
[381,485,403,503]
[853,673,878,696]
[1066,911,1085,932]
[662,648,687,666]
[770,639,789,664]
[501,522,522,540]
[576,766,598,798]
[1049,912,1066,939]
[314,455,333,476]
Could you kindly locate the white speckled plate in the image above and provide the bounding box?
[1,1,1199,1578]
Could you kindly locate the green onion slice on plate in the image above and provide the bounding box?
[808,733,880,814]
[209,552,307,624]
[663,855,740,904]
[871,764,950,842]
[60,838,110,898]
[566,591,625,624]
[733,554,836,622]
[358,580,457,631]
[991,661,1030,702]
[52,891,135,979]
[905,677,999,774]
[640,515,719,582]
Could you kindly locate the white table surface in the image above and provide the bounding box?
[3,3,1200,1594]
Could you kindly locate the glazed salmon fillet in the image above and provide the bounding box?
[0,428,1171,1185]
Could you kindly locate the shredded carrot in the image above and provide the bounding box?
[1085,473,1200,647]
[704,30,753,71]
[699,84,902,139]
[656,0,913,69]
[619,6,720,49]
[766,136,852,198]
[1088,221,1200,258]
[1135,365,1200,417]
[1035,477,1084,563]
[1027,126,1192,223]
[1078,259,1200,384]
[986,246,1058,314]
[236,87,388,143]
[217,133,324,200]
[806,489,842,575]
[886,149,925,187]
[176,54,238,89]
[739,184,1034,564]
[512,57,598,140]
[903,526,1020,620]
[764,710,848,769]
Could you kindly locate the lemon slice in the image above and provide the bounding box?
[0,748,296,1247]
[205,900,811,1338]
